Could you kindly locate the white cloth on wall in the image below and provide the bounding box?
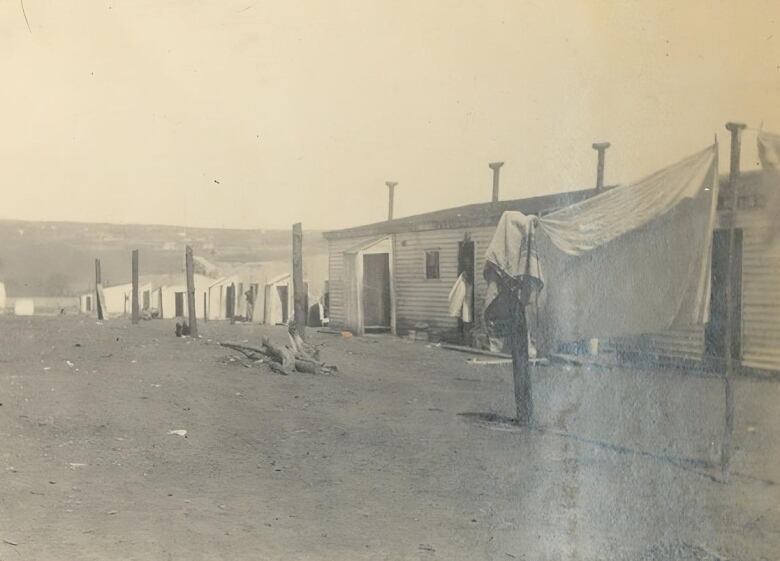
[757,131,780,245]
[448,272,473,323]
[483,144,719,353]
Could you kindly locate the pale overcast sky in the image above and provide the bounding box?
[1,1,779,230]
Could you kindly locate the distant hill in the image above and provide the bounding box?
[0,220,328,297]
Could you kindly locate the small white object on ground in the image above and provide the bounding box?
[168,430,187,437]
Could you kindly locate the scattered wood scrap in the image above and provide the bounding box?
[549,353,583,366]
[467,357,550,367]
[220,336,337,376]
[440,343,511,359]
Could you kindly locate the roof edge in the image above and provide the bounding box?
[323,188,600,240]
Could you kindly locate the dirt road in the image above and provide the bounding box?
[0,316,778,560]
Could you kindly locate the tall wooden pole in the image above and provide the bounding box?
[185,245,198,337]
[292,223,306,337]
[95,258,104,320]
[511,294,532,425]
[721,121,746,482]
[131,250,140,324]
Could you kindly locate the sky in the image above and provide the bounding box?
[1,0,779,230]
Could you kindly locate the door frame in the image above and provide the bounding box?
[362,252,392,331]
[457,233,476,345]
[174,291,185,317]
[343,236,396,336]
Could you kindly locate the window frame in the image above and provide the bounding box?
[424,249,441,280]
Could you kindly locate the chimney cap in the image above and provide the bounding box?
[592,142,611,150]
[488,162,504,170]
[725,122,747,131]
[385,181,398,188]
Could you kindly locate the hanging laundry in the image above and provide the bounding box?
[756,131,780,246]
[448,272,473,323]
[483,144,719,355]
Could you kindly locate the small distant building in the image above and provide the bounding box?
[207,274,263,322]
[147,273,211,320]
[79,293,94,314]
[14,299,35,316]
[5,296,78,316]
[79,274,209,319]
[79,281,153,317]
[205,262,326,325]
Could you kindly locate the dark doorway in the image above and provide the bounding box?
[457,238,476,345]
[143,290,151,310]
[226,284,236,319]
[705,229,743,361]
[363,253,391,331]
[277,285,289,323]
[174,292,185,317]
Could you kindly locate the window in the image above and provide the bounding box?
[425,250,440,279]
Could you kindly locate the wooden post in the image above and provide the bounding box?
[185,245,198,337]
[292,223,306,338]
[203,292,208,322]
[721,122,746,482]
[511,295,532,425]
[131,250,140,324]
[95,258,104,320]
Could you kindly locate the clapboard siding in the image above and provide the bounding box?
[742,226,780,371]
[327,236,377,329]
[608,211,779,371]
[391,226,501,335]
[607,326,705,361]
[394,230,463,334]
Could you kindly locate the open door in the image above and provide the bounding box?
[343,237,394,335]
[363,253,391,332]
[226,284,236,319]
[174,292,185,317]
[277,285,289,323]
[457,237,476,345]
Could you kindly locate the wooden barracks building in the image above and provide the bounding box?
[323,151,780,374]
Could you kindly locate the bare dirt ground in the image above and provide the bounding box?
[1,316,778,561]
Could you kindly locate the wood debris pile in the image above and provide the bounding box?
[220,324,337,375]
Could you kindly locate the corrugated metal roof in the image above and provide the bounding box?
[323,188,600,240]
[325,169,776,241]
